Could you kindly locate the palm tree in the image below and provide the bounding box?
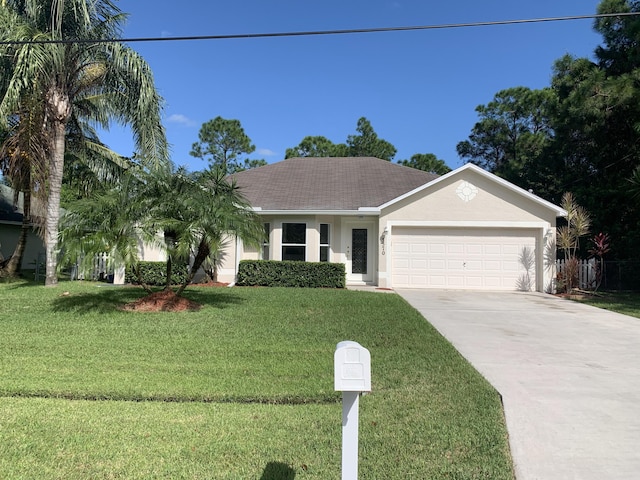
[0,92,137,278]
[0,0,168,286]
[165,167,264,296]
[556,192,591,293]
[60,166,265,298]
[142,166,264,297]
[0,93,48,278]
[59,171,159,293]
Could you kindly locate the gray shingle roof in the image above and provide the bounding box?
[0,184,46,224]
[231,157,439,211]
[0,185,23,223]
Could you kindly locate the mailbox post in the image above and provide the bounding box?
[334,341,371,480]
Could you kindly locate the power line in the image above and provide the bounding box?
[1,12,639,46]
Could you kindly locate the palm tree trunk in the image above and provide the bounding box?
[45,119,66,286]
[45,86,72,287]
[134,263,153,294]
[164,231,177,291]
[176,239,210,297]
[2,188,31,277]
[165,254,173,291]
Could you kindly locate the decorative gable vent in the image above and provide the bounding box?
[456,181,478,202]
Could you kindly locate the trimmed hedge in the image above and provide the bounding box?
[236,260,346,288]
[125,261,189,286]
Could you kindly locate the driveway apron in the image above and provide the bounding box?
[396,289,640,480]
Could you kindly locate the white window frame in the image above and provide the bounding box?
[262,223,270,260]
[281,222,307,261]
[319,223,331,262]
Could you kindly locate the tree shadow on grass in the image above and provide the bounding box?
[260,462,296,480]
[51,287,246,314]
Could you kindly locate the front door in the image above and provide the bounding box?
[343,222,374,284]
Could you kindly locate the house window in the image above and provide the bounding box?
[320,224,330,262]
[262,223,270,260]
[282,223,306,261]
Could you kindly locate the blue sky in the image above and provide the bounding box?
[102,0,605,171]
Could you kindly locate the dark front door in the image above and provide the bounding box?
[351,228,368,274]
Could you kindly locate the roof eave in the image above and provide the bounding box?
[251,207,380,216]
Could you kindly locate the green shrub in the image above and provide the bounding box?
[125,261,189,286]
[237,260,345,288]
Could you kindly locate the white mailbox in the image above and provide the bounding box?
[334,341,371,392]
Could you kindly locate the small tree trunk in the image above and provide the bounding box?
[164,231,176,291]
[176,239,210,297]
[2,189,31,277]
[134,263,153,294]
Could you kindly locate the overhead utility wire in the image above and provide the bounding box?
[1,12,639,46]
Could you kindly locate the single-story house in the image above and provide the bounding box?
[0,184,45,270]
[215,156,565,292]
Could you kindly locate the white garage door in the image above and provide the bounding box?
[391,227,537,290]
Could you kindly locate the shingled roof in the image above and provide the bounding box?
[0,185,25,223]
[0,185,45,224]
[231,157,439,211]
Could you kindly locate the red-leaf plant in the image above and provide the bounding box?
[588,232,611,291]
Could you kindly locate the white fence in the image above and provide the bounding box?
[70,253,114,281]
[556,258,597,290]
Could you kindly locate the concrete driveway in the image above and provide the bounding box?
[396,289,640,480]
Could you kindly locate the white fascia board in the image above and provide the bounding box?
[386,220,550,229]
[250,208,379,217]
[378,163,567,217]
[0,220,32,227]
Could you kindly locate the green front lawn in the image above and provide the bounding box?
[576,291,640,319]
[0,281,514,479]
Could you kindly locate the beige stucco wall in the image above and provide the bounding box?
[378,168,560,292]
[137,233,167,262]
[381,169,555,223]
[216,215,347,283]
[256,215,343,263]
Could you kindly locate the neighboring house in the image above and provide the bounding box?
[0,184,45,270]
[216,157,565,292]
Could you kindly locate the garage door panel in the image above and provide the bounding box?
[465,260,483,271]
[446,275,465,287]
[466,275,484,288]
[429,243,446,254]
[392,228,537,290]
[395,258,410,269]
[411,259,427,269]
[466,244,483,255]
[430,259,446,269]
[483,277,503,288]
[447,244,464,254]
[447,259,465,270]
[502,244,520,255]
[502,260,521,271]
[484,260,501,271]
[394,242,410,253]
[484,244,502,255]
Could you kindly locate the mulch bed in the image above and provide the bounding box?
[120,282,231,312]
[121,290,202,312]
